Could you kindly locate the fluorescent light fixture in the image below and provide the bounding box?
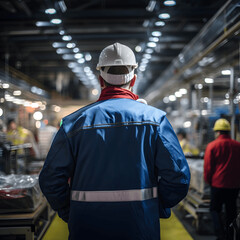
[85,53,92,61]
[62,54,73,60]
[158,13,170,19]
[146,0,156,12]
[68,62,78,68]
[147,42,157,48]
[142,58,149,64]
[45,8,56,14]
[59,30,65,35]
[135,46,142,52]
[169,95,176,101]
[66,43,76,48]
[56,48,69,54]
[224,99,230,105]
[221,69,231,75]
[84,67,90,72]
[92,89,99,96]
[74,53,83,59]
[36,21,51,27]
[78,58,85,64]
[73,48,79,53]
[52,42,60,48]
[142,20,150,28]
[62,35,72,41]
[58,0,67,13]
[2,83,9,89]
[183,121,191,128]
[151,31,162,37]
[149,37,159,42]
[175,91,182,98]
[50,19,62,24]
[164,0,176,6]
[33,111,43,121]
[163,97,169,103]
[13,90,22,96]
[179,88,187,94]
[204,78,214,84]
[155,21,165,26]
[145,48,154,54]
[143,54,151,59]
[139,66,146,72]
[0,108,3,117]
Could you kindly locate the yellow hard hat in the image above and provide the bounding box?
[213,118,231,131]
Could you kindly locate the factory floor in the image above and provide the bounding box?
[41,208,216,240]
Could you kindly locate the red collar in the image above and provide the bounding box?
[97,87,139,101]
[217,134,231,140]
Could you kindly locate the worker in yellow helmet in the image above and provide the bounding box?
[204,118,240,240]
[177,128,199,156]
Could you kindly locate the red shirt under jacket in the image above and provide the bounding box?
[204,134,240,188]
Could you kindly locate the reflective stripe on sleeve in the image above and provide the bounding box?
[71,187,157,202]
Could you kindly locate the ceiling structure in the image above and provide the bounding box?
[0,0,238,105]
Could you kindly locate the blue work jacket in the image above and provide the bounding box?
[39,98,190,240]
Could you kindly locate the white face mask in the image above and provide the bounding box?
[100,66,134,85]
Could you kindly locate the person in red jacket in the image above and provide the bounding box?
[204,118,240,240]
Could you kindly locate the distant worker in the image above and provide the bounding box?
[39,42,190,240]
[6,119,40,158]
[204,118,240,240]
[177,128,199,156]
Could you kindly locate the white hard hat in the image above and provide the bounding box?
[96,43,138,85]
[96,42,138,70]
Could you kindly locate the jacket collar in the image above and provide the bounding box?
[97,86,139,101]
[217,134,231,140]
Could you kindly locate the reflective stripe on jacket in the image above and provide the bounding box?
[39,98,190,240]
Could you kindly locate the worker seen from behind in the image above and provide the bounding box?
[177,128,199,156]
[204,118,240,240]
[39,42,190,240]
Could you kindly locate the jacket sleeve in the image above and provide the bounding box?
[155,116,190,216]
[203,144,213,185]
[39,126,75,222]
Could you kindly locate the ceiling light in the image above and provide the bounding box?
[163,0,176,6]
[139,66,146,72]
[84,67,90,72]
[78,58,85,64]
[52,42,60,48]
[163,97,169,103]
[13,90,21,96]
[146,0,156,12]
[0,108,3,117]
[74,53,83,59]
[59,30,65,35]
[62,35,72,41]
[195,84,203,89]
[149,37,159,42]
[175,91,182,98]
[169,95,176,101]
[145,48,154,54]
[204,78,214,84]
[135,46,142,52]
[45,8,56,14]
[143,54,151,59]
[221,69,231,75]
[50,19,62,24]
[155,21,165,27]
[2,83,9,89]
[73,48,79,53]
[183,121,191,128]
[85,53,92,61]
[66,43,76,48]
[179,88,187,94]
[147,42,156,48]
[92,89,99,96]
[151,31,162,37]
[68,62,78,68]
[142,58,149,64]
[62,54,73,60]
[158,13,170,19]
[33,111,43,121]
[58,0,67,13]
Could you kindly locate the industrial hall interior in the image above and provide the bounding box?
[0,0,240,240]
